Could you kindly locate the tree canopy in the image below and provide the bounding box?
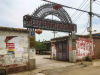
[35,40,48,51]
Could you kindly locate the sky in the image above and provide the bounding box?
[0,0,100,41]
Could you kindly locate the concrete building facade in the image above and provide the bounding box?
[0,27,35,74]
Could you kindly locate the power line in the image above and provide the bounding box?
[73,1,96,22]
[95,1,100,6]
[73,3,90,22]
[71,0,88,19]
[42,0,100,18]
[92,0,100,17]
[71,0,88,18]
[97,0,100,3]
[92,12,100,18]
[73,7,89,22]
[56,33,60,37]
[42,0,89,13]
[81,17,90,35]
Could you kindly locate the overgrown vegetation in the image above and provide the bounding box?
[35,40,51,54]
[35,40,47,50]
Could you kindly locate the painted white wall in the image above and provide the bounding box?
[51,43,56,57]
[0,30,29,67]
[0,36,6,49]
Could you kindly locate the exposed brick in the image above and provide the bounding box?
[7,66,28,74]
[93,38,100,59]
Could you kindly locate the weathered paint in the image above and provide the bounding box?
[0,36,29,67]
[68,33,75,62]
[51,43,56,58]
[76,37,94,60]
[53,39,69,61]
[0,30,29,73]
[51,36,95,62]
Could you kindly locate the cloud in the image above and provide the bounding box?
[0,0,100,41]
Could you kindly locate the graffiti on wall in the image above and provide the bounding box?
[0,36,29,68]
[76,37,94,59]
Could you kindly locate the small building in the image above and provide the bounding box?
[0,27,35,74]
[51,36,69,61]
[51,34,100,62]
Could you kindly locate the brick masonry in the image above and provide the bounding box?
[93,38,100,59]
[6,65,29,74]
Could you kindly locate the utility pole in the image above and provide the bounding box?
[90,0,92,60]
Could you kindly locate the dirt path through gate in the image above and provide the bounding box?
[8,55,75,75]
[36,55,75,70]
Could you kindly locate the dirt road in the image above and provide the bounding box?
[8,55,75,75]
[42,61,100,75]
[8,55,100,75]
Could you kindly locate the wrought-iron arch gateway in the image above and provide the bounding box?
[33,3,72,24]
[23,3,77,32]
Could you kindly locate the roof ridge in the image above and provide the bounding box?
[0,26,28,32]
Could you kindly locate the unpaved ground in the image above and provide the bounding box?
[8,55,100,75]
[42,60,100,75]
[8,55,75,75]
[36,55,75,69]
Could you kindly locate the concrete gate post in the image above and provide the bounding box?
[28,30,36,70]
[69,31,76,62]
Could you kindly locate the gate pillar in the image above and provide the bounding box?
[28,30,36,70]
[69,31,76,62]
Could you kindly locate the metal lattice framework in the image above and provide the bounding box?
[23,3,77,32]
[32,3,72,24]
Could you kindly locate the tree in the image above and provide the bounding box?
[35,40,47,50]
[35,40,48,54]
[35,40,41,50]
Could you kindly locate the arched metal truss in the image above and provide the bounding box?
[32,3,72,24]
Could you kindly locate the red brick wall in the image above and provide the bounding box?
[93,38,100,59]
[7,66,29,74]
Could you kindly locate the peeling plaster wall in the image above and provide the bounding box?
[51,36,94,62]
[51,43,56,57]
[0,30,29,68]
